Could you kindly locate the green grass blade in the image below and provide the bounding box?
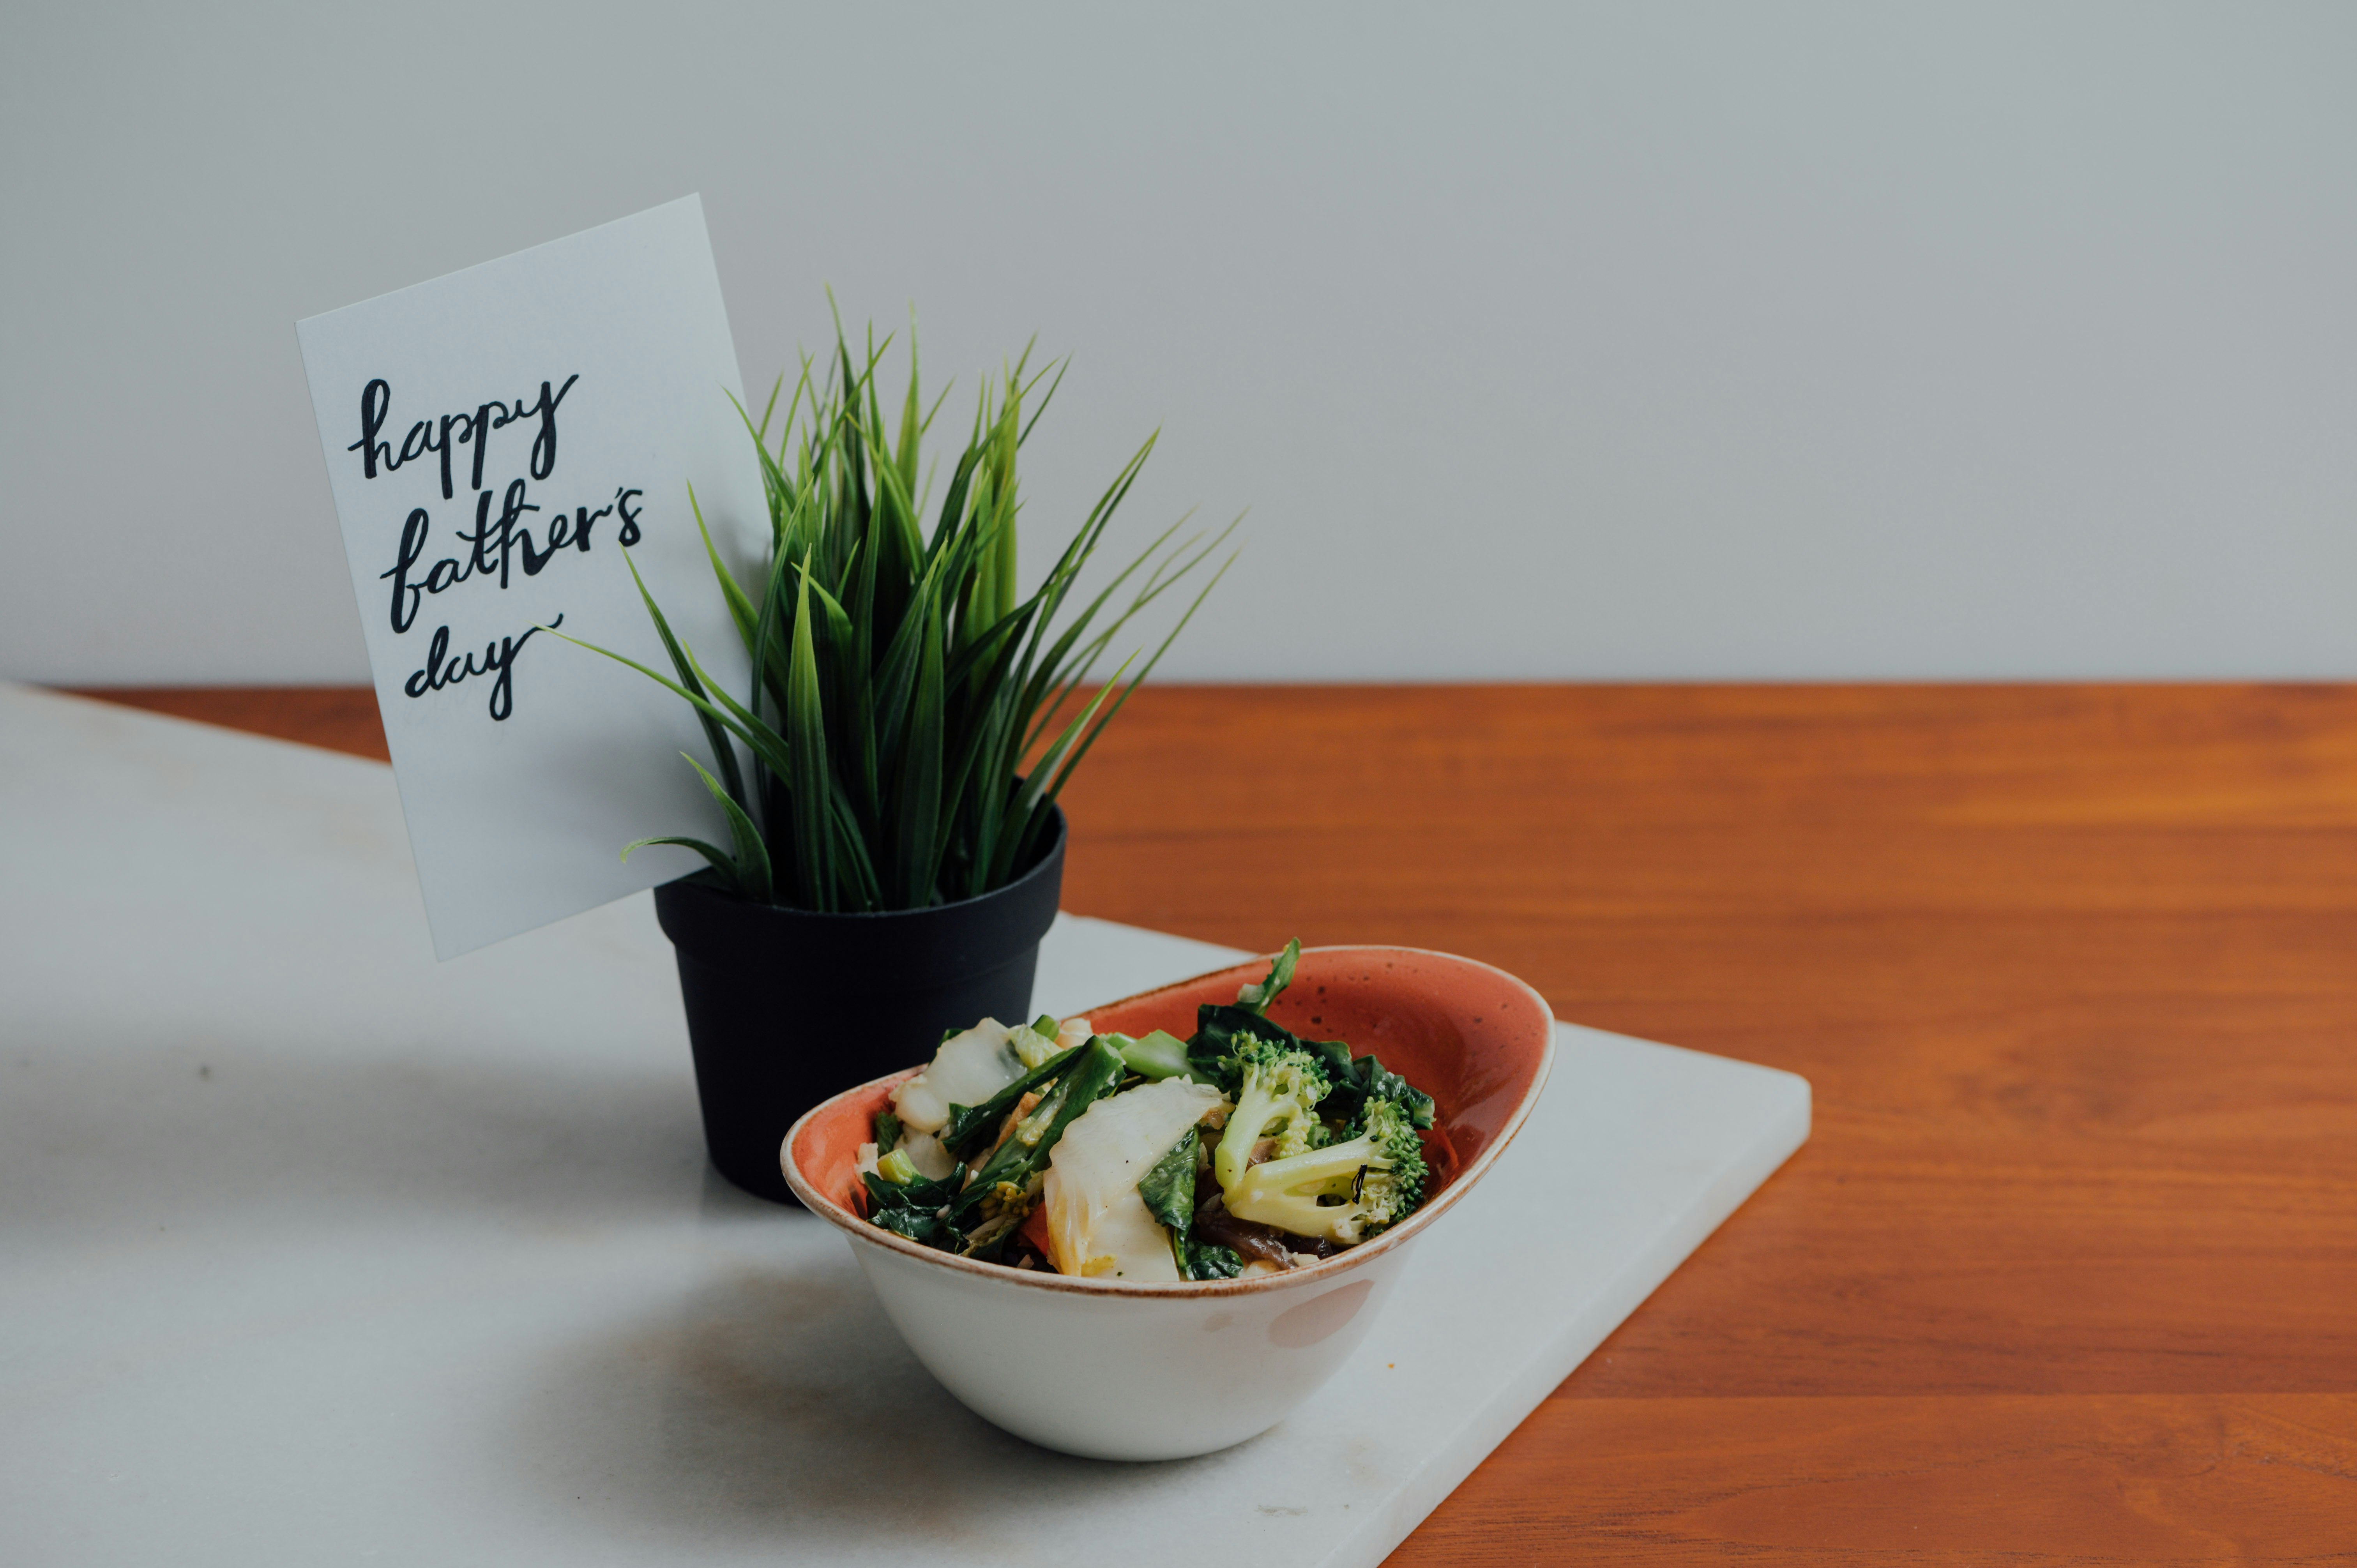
[1020,512,1238,756]
[785,564,834,910]
[1016,356,1069,447]
[680,752,772,904]
[747,521,797,715]
[687,482,759,654]
[891,607,945,906]
[791,553,875,832]
[928,441,981,563]
[542,622,795,796]
[670,642,800,800]
[753,371,785,445]
[829,778,882,911]
[620,548,746,812]
[726,389,799,548]
[896,317,924,499]
[621,835,742,892]
[1007,549,1237,877]
[869,564,936,770]
[1001,651,1131,850]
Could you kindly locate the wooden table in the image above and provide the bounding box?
[73,684,2357,1561]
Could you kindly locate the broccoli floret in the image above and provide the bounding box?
[1223,1097,1428,1245]
[1212,1035,1332,1192]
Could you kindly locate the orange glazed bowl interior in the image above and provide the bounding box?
[788,945,1556,1229]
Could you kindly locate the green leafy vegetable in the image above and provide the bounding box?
[1187,1001,1436,1132]
[938,1045,1081,1160]
[1138,1129,1198,1233]
[1106,1029,1193,1081]
[859,1163,961,1246]
[1184,1003,1279,1091]
[1302,1040,1438,1131]
[1185,1244,1244,1281]
[1138,1126,1201,1273]
[945,1037,1126,1233]
[1233,939,1300,1014]
[1140,1125,1253,1279]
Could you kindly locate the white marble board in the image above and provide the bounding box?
[0,684,1810,1566]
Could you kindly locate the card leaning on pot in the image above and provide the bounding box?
[297,194,766,960]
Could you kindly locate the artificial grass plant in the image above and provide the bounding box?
[556,318,1233,912]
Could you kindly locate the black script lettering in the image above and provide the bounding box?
[428,411,473,500]
[519,530,561,577]
[345,380,578,493]
[379,508,431,633]
[348,378,394,477]
[467,401,504,491]
[459,489,502,578]
[401,615,562,722]
[572,502,612,551]
[521,374,580,480]
[436,478,637,592]
[491,479,540,588]
[403,624,449,699]
[481,616,554,720]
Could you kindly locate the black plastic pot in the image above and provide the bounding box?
[652,809,1066,1204]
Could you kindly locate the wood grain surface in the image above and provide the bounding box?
[65,683,2357,1563]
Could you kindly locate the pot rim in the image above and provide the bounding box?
[780,943,1556,1299]
[657,804,1065,923]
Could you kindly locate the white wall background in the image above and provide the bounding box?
[5,2,2355,684]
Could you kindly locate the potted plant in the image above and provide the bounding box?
[561,321,1232,1202]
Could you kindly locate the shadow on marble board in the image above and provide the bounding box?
[495,1256,1240,1552]
[0,1037,726,1231]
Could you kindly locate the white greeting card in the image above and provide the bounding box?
[297,196,767,958]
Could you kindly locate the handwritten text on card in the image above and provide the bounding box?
[343,372,644,720]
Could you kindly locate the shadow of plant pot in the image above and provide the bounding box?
[652,808,1066,1204]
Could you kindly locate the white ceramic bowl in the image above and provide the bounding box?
[780,945,1555,1460]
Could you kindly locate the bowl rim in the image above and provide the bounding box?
[779,943,1557,1298]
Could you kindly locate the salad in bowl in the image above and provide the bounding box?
[781,942,1554,1459]
[852,941,1439,1281]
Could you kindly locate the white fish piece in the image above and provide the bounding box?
[1044,1077,1226,1281]
[897,1129,954,1181]
[855,1132,953,1186]
[1014,1014,1095,1070]
[891,1018,1025,1134]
